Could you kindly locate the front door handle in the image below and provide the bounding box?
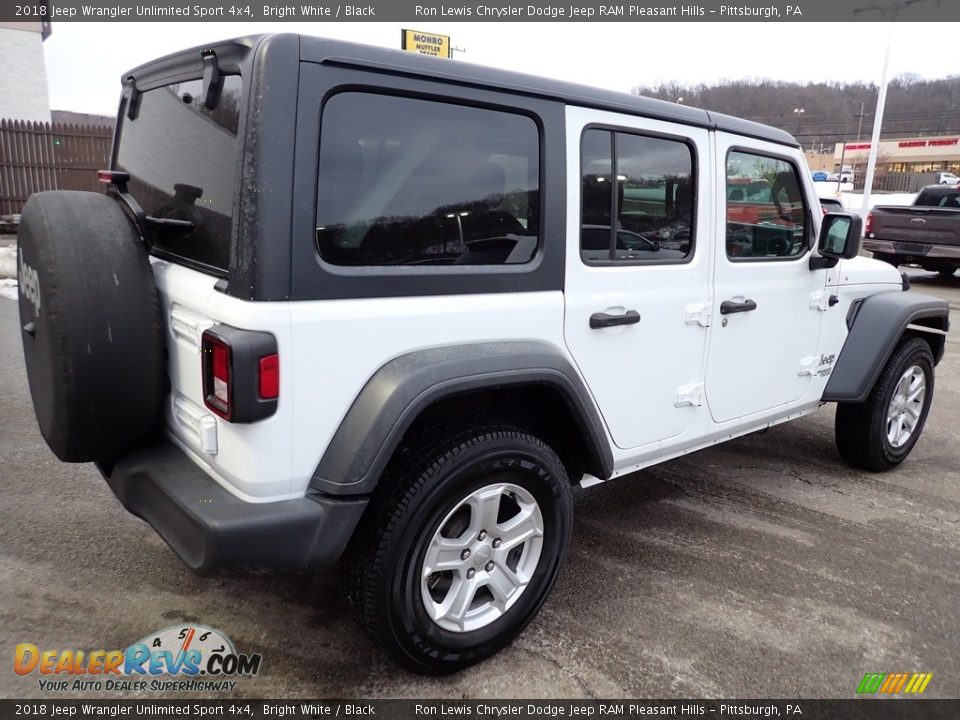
[590,310,641,329]
[719,299,758,315]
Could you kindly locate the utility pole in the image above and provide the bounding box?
[855,101,866,144]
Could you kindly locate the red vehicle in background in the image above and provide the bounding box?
[725,175,807,258]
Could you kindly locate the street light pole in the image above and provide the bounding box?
[855,0,942,211]
[860,23,893,212]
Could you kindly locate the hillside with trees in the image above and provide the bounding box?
[632,76,960,150]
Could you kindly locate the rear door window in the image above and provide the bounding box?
[115,75,243,274]
[580,128,695,264]
[315,93,541,267]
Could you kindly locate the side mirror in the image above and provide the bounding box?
[811,213,862,269]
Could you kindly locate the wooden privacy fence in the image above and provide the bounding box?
[852,172,928,194]
[0,119,113,216]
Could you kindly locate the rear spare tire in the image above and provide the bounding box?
[17,191,165,462]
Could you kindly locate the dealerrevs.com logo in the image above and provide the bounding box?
[14,625,262,693]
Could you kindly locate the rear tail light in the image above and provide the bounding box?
[865,212,874,235]
[258,354,280,400]
[201,326,278,423]
[205,334,232,417]
[97,169,130,186]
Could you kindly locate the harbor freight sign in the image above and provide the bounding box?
[402,29,451,57]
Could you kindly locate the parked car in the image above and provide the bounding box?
[864,184,960,277]
[826,171,854,183]
[811,170,829,182]
[935,171,959,186]
[16,34,950,675]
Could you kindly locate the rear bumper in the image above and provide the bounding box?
[864,239,960,261]
[98,443,368,574]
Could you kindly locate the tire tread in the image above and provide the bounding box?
[835,337,934,472]
[341,421,570,673]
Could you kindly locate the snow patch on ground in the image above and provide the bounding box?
[0,278,18,302]
[811,182,917,213]
[0,245,16,280]
[840,192,917,212]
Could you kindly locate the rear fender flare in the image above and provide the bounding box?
[309,342,613,495]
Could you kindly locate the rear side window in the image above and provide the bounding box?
[316,93,540,267]
[916,188,960,207]
[580,128,695,264]
[115,75,243,274]
[725,150,808,260]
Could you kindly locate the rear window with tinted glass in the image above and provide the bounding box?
[115,75,243,274]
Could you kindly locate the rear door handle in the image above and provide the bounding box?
[590,310,641,329]
[719,299,758,314]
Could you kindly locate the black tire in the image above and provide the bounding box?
[835,337,935,472]
[17,191,165,462]
[341,424,572,675]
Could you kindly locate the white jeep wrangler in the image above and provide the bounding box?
[16,35,949,675]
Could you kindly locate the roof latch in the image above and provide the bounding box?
[125,76,141,121]
[201,50,223,110]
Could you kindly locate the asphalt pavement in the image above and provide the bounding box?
[1,273,959,700]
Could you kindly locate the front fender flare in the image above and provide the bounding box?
[822,291,949,403]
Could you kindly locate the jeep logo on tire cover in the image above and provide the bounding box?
[18,250,41,317]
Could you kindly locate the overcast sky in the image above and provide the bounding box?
[43,22,958,116]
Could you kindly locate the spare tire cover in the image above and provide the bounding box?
[17,191,165,462]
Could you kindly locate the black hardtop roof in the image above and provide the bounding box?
[125,33,797,148]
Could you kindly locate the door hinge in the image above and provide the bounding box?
[798,356,818,376]
[173,395,218,455]
[170,307,214,350]
[809,291,838,311]
[675,382,705,407]
[684,303,712,327]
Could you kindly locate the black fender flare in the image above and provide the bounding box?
[309,341,614,495]
[822,291,949,403]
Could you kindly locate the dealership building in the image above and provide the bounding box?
[833,133,960,174]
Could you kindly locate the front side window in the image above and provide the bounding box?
[580,128,695,264]
[316,93,540,267]
[725,150,808,260]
